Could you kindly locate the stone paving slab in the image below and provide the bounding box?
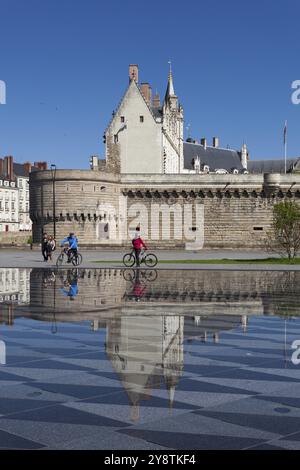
[1,248,299,270]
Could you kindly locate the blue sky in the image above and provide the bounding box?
[0,0,299,169]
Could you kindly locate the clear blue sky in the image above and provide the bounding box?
[0,0,299,169]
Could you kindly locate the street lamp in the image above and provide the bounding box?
[50,164,57,239]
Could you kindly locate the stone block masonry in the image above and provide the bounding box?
[29,170,300,249]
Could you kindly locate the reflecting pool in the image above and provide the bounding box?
[0,268,300,449]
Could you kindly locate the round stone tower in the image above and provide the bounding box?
[29,169,120,246]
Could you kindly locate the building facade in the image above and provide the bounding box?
[0,156,47,232]
[0,178,19,232]
[29,65,300,248]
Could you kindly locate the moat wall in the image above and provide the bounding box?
[29,170,300,248]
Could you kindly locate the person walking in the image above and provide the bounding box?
[47,235,56,261]
[41,233,48,261]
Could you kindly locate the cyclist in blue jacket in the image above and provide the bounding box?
[60,233,78,263]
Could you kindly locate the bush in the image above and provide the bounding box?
[266,201,300,260]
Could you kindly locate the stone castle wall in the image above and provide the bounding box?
[29,170,300,248]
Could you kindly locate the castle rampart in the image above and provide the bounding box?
[29,170,300,248]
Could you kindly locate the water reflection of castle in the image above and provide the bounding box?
[106,315,184,421]
[1,267,299,421]
[104,313,245,420]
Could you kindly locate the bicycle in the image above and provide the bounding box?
[56,248,83,267]
[122,248,158,268]
[123,268,158,282]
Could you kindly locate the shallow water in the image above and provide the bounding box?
[0,268,300,450]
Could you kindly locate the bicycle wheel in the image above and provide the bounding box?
[144,269,158,282]
[72,253,82,266]
[123,269,136,282]
[56,253,64,267]
[144,253,158,267]
[123,253,136,267]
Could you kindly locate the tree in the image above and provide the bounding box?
[267,201,300,260]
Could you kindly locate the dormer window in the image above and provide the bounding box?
[140,116,144,123]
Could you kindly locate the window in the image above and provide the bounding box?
[140,115,144,123]
[121,116,125,123]
[253,227,263,231]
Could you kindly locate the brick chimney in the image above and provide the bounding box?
[129,64,138,83]
[152,91,160,108]
[212,137,219,148]
[4,156,13,180]
[140,83,152,106]
[23,162,32,175]
[200,138,207,149]
[34,161,48,170]
[0,158,3,176]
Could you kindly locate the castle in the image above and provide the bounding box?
[29,65,300,248]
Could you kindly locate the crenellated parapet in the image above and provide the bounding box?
[122,187,300,200]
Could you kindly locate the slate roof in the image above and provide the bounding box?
[183,141,243,172]
[151,107,163,120]
[248,158,300,174]
[13,163,39,177]
[13,163,29,177]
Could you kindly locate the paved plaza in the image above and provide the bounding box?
[0,282,300,450]
[0,248,299,270]
[1,261,300,450]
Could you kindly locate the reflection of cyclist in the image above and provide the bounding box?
[59,273,78,300]
[132,270,146,301]
[60,233,78,263]
[132,227,147,267]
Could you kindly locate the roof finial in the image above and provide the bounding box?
[166,60,175,97]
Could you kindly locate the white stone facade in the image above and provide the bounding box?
[104,66,184,175]
[0,179,19,232]
[17,176,31,231]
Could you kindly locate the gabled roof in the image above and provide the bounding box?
[13,163,39,177]
[105,79,158,133]
[248,158,300,174]
[183,142,243,171]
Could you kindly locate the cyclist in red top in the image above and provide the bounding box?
[132,227,147,266]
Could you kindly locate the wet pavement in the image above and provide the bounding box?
[0,268,300,449]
